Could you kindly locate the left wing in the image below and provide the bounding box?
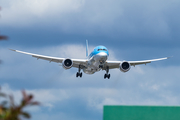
[10,49,88,68]
[106,57,169,69]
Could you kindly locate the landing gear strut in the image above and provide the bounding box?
[104,66,110,79]
[76,65,82,78]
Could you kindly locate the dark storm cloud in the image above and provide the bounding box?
[1,0,180,48]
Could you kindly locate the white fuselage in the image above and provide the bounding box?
[83,51,108,74]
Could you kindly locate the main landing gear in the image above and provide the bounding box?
[104,66,110,79]
[76,65,82,78]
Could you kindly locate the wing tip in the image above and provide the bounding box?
[9,49,16,52]
[167,56,173,59]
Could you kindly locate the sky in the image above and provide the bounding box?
[0,0,180,120]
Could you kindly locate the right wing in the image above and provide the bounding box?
[106,57,169,69]
[10,49,88,68]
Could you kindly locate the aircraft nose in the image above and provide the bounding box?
[98,52,108,59]
[98,52,108,64]
[100,52,107,56]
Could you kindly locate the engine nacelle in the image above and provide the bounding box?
[119,61,131,72]
[62,59,73,69]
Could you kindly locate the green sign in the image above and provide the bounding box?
[104,106,180,120]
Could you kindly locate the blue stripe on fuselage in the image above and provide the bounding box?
[88,46,109,59]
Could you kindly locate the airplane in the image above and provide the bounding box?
[10,40,169,79]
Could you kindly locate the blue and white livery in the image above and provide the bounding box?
[10,41,169,79]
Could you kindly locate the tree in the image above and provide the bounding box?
[0,89,39,120]
[0,35,8,41]
[0,7,39,120]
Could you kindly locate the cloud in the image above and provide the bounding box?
[1,0,180,36]
[1,0,180,117]
[1,0,84,27]
[1,0,180,54]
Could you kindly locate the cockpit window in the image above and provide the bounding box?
[98,49,107,51]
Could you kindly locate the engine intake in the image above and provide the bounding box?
[62,59,73,69]
[119,61,131,72]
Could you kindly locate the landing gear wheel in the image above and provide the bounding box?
[104,74,110,79]
[80,72,82,77]
[104,74,107,79]
[99,65,103,68]
[76,72,82,78]
[76,65,83,78]
[104,66,110,79]
[108,74,110,79]
[76,72,79,77]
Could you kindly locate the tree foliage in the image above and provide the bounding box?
[0,89,39,120]
[0,7,39,120]
[0,35,8,40]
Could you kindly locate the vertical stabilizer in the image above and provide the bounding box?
[86,40,89,57]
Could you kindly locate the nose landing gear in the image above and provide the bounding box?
[99,65,103,68]
[104,66,110,79]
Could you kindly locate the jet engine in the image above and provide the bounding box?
[119,61,131,72]
[62,59,73,69]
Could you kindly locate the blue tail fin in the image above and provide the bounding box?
[86,40,89,57]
